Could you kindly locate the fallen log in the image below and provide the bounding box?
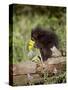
[9,56,66,86]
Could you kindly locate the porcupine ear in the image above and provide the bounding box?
[31,27,40,40]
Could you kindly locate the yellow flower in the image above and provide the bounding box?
[28,40,35,51]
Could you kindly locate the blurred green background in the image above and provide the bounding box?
[9,4,66,64]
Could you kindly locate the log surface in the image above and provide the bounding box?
[9,56,66,86]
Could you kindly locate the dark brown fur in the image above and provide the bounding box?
[31,27,59,61]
